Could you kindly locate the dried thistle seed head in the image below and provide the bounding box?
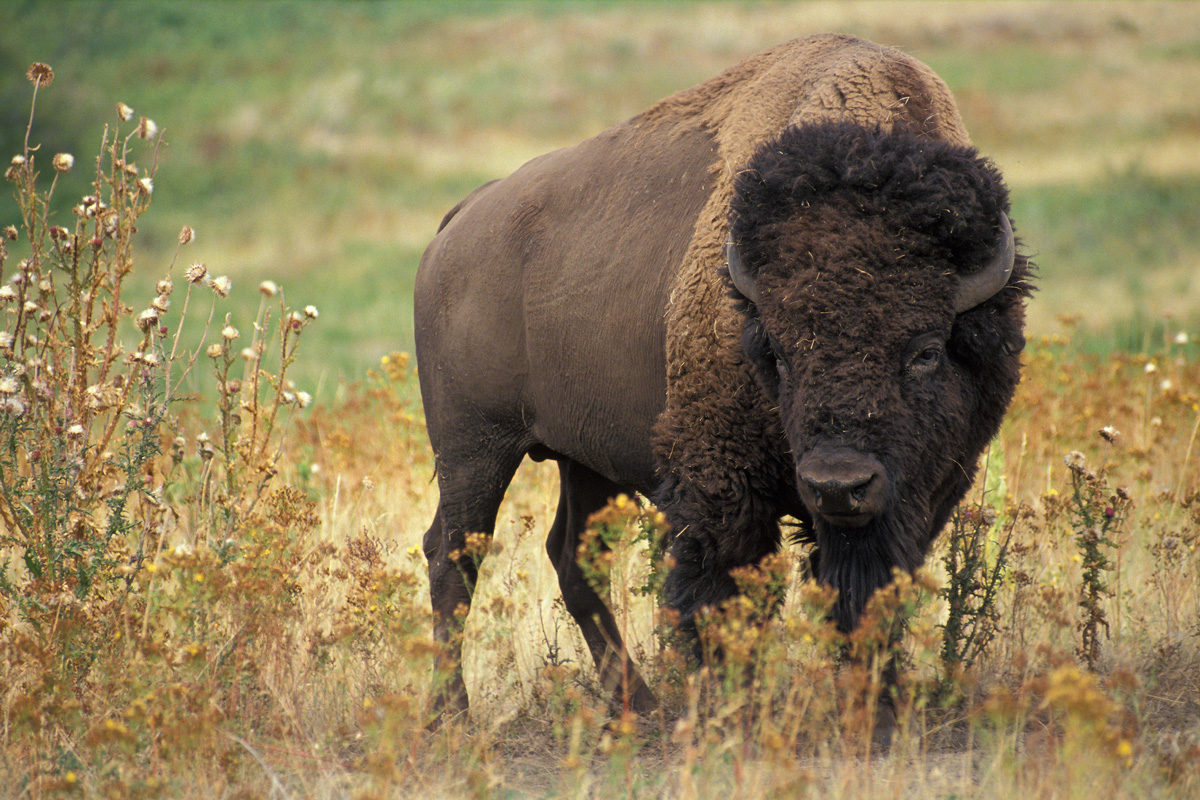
[138,177,153,194]
[296,391,312,409]
[0,286,16,301]
[116,102,134,121]
[22,301,37,314]
[27,63,53,87]
[136,117,158,140]
[206,343,223,359]
[1064,450,1087,474]
[66,423,85,439]
[178,225,194,245]
[151,294,170,313]
[0,375,18,394]
[136,309,160,332]
[239,347,256,361]
[304,304,318,319]
[52,153,73,172]
[3,226,16,241]
[221,325,239,341]
[185,262,208,283]
[156,278,173,296]
[0,332,12,348]
[0,396,26,416]
[209,275,231,297]
[258,280,278,297]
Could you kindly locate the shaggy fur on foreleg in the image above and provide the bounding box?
[657,471,787,659]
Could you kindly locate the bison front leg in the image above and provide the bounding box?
[548,459,656,715]
[658,474,788,662]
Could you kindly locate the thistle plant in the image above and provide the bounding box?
[939,502,1011,678]
[1062,433,1132,671]
[0,62,317,707]
[0,63,178,629]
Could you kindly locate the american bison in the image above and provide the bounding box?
[414,33,1031,715]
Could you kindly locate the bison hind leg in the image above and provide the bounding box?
[423,446,524,718]
[547,458,657,715]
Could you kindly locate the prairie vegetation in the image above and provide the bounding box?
[1,2,1198,798]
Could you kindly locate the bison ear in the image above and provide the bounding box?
[953,213,1014,313]
[726,236,762,305]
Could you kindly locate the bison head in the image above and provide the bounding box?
[725,122,1031,632]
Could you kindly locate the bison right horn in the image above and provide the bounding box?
[726,235,762,305]
[953,212,1014,313]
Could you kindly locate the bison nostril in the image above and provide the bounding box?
[806,474,873,514]
[797,446,888,525]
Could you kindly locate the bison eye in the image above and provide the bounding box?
[775,355,790,385]
[908,343,943,375]
[766,332,789,387]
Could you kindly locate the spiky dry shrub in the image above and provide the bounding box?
[0,64,345,796]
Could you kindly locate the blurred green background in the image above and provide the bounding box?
[3,1,1199,400]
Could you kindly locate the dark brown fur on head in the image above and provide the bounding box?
[724,122,1033,632]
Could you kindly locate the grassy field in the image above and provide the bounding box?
[4,1,1200,386]
[1,2,1199,798]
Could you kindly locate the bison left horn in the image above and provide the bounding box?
[726,235,762,305]
[953,212,1014,313]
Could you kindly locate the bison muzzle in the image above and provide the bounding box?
[414,33,1032,717]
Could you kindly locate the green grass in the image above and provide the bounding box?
[3,0,1200,385]
[924,45,1090,95]
[1014,170,1200,277]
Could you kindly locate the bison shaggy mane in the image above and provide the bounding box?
[731,122,1021,295]
[730,122,1032,374]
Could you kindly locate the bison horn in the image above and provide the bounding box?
[726,236,762,305]
[953,212,1014,313]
